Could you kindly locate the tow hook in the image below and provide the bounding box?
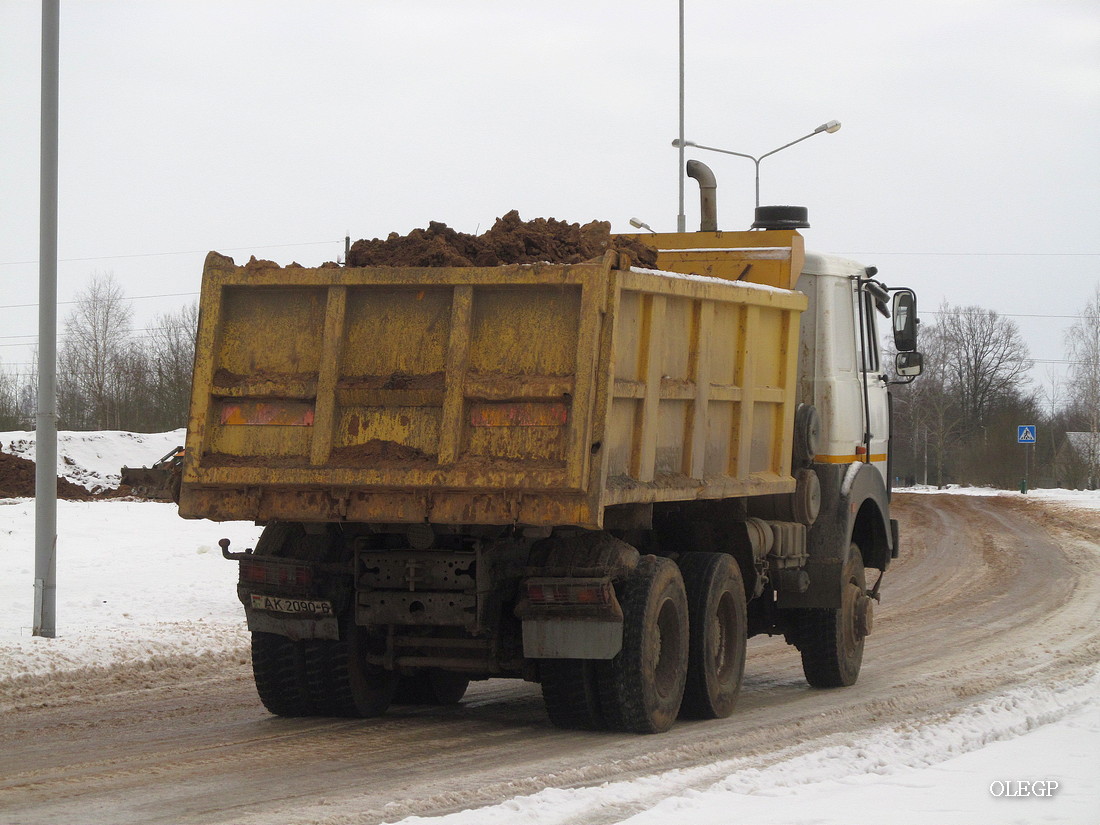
[219,538,254,561]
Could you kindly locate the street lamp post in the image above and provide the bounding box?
[673,120,841,208]
[676,0,686,232]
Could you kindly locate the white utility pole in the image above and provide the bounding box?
[35,0,60,638]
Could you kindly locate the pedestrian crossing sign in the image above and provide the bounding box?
[1018,425,1036,444]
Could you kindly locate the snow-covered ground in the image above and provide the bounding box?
[389,677,1100,825]
[0,498,260,681]
[903,481,1100,511]
[1,429,261,680]
[1,432,1097,824]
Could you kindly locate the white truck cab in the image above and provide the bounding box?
[798,252,891,486]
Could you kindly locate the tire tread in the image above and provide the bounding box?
[541,660,603,730]
[595,557,688,734]
[678,552,747,719]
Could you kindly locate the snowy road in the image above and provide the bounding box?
[1,492,1098,824]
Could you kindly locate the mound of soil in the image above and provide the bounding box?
[0,451,101,501]
[346,210,658,269]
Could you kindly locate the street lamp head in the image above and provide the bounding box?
[671,138,697,148]
[815,120,842,134]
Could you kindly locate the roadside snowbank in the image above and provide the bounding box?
[0,499,259,682]
[899,483,1100,510]
[1,428,185,492]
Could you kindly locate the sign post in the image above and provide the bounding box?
[1017,425,1036,494]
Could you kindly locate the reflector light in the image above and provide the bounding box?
[239,561,312,588]
[219,400,315,426]
[240,562,268,583]
[526,580,612,606]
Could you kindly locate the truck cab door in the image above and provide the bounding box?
[857,288,891,484]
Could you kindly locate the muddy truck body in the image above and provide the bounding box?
[179,204,921,733]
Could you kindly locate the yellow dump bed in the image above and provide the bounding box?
[179,237,807,529]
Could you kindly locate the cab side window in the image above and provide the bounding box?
[860,291,880,373]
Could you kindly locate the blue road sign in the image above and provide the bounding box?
[1018,425,1036,444]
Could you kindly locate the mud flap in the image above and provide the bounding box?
[522,619,623,659]
[245,610,339,641]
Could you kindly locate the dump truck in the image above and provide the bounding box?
[178,188,921,734]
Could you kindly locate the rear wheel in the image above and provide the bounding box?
[325,621,398,717]
[792,544,868,688]
[595,556,689,734]
[251,625,397,718]
[251,631,312,717]
[540,659,604,730]
[250,524,396,717]
[678,553,747,719]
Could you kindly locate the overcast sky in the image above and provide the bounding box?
[2,1,1097,403]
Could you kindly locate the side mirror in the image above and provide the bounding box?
[895,351,924,379]
[891,290,918,352]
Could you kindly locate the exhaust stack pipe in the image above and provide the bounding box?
[686,160,717,232]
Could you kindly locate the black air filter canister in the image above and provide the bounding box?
[752,205,810,229]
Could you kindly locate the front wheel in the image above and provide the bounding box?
[791,544,868,688]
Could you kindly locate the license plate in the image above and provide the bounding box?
[250,594,334,616]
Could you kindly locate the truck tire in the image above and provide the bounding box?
[595,556,689,734]
[792,545,867,688]
[540,659,604,730]
[678,553,747,719]
[323,621,398,717]
[252,625,397,718]
[394,670,471,706]
[251,524,396,718]
[251,631,312,716]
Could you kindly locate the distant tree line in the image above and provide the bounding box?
[0,272,196,433]
[890,287,1100,490]
[1,273,1098,490]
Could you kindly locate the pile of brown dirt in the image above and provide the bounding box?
[346,210,658,269]
[0,452,98,500]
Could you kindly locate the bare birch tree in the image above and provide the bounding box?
[1065,284,1100,485]
[0,362,24,429]
[58,272,133,430]
[143,302,198,430]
